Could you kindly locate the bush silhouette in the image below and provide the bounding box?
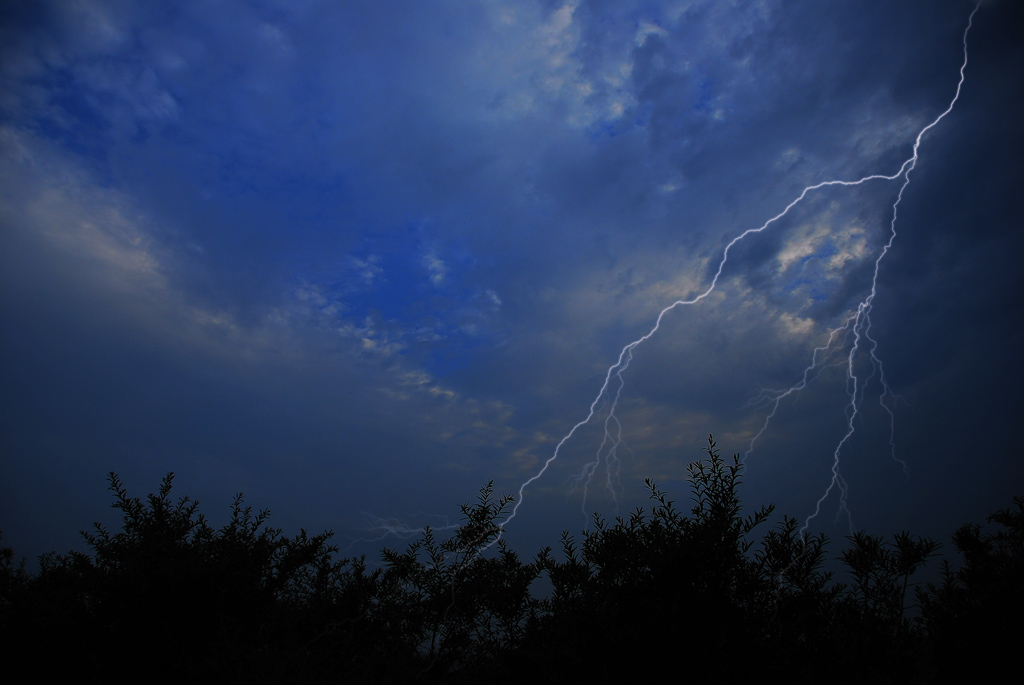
[3,472,378,680]
[1,439,1017,683]
[518,438,770,680]
[917,495,1023,679]
[377,482,546,679]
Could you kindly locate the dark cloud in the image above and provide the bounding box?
[2,0,1020,564]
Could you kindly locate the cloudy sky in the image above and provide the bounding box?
[2,0,1021,564]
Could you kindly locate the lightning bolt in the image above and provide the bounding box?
[566,350,630,518]
[503,1,981,534]
[340,513,460,552]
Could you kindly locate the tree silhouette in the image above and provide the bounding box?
[918,495,1023,679]
[377,481,545,680]
[519,437,776,681]
[1,441,1017,683]
[3,472,377,680]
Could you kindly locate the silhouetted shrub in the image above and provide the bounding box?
[2,473,376,680]
[377,481,546,681]
[918,495,1024,679]
[1,440,1016,683]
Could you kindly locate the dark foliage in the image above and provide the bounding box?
[917,495,1023,680]
[1,473,380,681]
[1,438,1017,683]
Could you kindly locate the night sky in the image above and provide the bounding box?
[2,0,1021,566]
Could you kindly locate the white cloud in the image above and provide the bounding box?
[635,20,668,47]
[485,289,502,309]
[421,249,448,286]
[777,312,814,338]
[776,224,828,273]
[346,254,383,288]
[465,0,635,128]
[0,126,168,300]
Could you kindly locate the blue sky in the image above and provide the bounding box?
[2,0,1021,563]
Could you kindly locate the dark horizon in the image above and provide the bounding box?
[4,441,1019,682]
